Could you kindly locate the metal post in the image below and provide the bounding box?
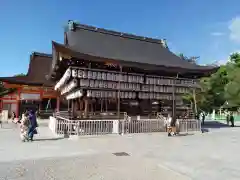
[171,74,178,127]
[117,66,122,119]
[118,66,123,135]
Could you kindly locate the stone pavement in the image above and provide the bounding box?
[0,120,240,179]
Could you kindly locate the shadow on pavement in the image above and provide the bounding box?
[202,121,240,129]
[34,137,64,142]
[177,133,195,137]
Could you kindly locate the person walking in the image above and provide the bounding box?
[201,111,206,125]
[27,110,38,141]
[230,112,235,127]
[20,112,30,142]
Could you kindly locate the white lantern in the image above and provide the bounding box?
[104,82,108,89]
[128,92,132,99]
[150,93,153,99]
[83,71,88,78]
[72,69,77,78]
[115,74,121,81]
[112,73,116,81]
[60,79,78,95]
[88,71,93,79]
[102,72,107,80]
[132,84,135,91]
[128,75,132,83]
[107,73,111,81]
[131,76,136,83]
[108,91,112,98]
[113,82,118,89]
[132,92,136,99]
[87,90,92,97]
[99,81,104,88]
[78,70,83,78]
[129,83,133,89]
[97,72,102,80]
[107,82,112,89]
[89,80,95,88]
[124,75,128,82]
[92,71,97,79]
[94,80,99,88]
[149,85,154,92]
[96,91,100,97]
[66,90,83,100]
[85,79,90,87]
[91,91,96,98]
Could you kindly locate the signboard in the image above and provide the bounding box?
[20,93,40,100]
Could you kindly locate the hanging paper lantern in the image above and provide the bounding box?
[78,70,84,78]
[72,69,78,78]
[87,90,92,97]
[97,72,102,80]
[89,80,95,88]
[91,90,96,97]
[96,91,100,97]
[60,79,78,95]
[83,70,88,78]
[92,71,97,79]
[54,68,71,90]
[88,70,93,79]
[112,73,117,81]
[150,93,154,99]
[66,90,83,100]
[102,72,107,80]
[103,82,108,88]
[94,80,99,88]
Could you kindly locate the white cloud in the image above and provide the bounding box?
[215,59,228,65]
[229,16,240,43]
[211,32,224,36]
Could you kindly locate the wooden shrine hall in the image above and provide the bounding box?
[0,52,61,118]
[50,21,217,120]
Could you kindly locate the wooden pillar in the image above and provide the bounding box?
[56,96,60,111]
[71,100,74,117]
[84,98,89,118]
[79,98,84,118]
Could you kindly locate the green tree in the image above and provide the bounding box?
[183,52,240,112]
[14,73,25,77]
[224,53,240,108]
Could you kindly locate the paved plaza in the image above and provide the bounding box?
[0,120,240,180]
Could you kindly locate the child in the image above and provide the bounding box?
[20,112,30,142]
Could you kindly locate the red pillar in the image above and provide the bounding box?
[16,88,21,118]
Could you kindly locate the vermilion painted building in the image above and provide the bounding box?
[0,52,60,118]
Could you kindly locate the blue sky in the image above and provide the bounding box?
[0,0,240,76]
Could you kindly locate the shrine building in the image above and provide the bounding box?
[0,21,217,120]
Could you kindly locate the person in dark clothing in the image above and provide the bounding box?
[202,112,205,125]
[27,110,38,141]
[230,112,235,127]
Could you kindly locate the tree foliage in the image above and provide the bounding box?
[183,52,240,112]
[14,73,25,77]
